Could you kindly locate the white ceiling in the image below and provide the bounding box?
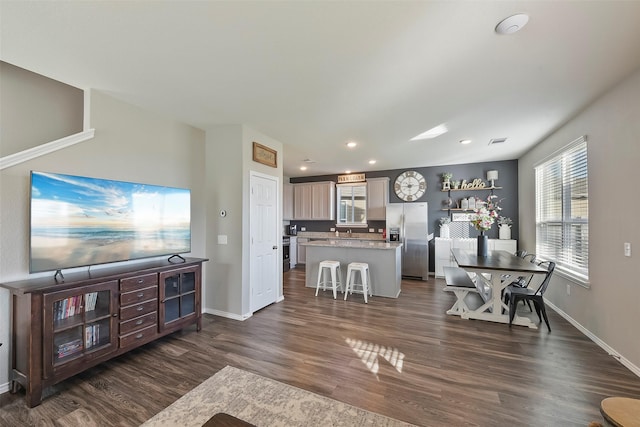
[2,1,640,178]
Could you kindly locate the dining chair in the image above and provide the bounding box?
[504,261,556,331]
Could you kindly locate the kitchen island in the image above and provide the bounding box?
[301,240,403,298]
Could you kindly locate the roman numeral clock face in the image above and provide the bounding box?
[394,171,426,201]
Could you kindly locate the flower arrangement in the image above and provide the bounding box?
[497,217,512,227]
[470,194,502,232]
[439,217,451,225]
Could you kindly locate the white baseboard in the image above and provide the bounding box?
[203,308,252,321]
[0,382,9,394]
[546,299,640,377]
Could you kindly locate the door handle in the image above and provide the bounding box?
[272,245,278,250]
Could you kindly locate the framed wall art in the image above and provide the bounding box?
[252,142,277,168]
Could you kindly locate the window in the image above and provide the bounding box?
[535,136,588,284]
[336,183,367,226]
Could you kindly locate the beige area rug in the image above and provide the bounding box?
[141,366,415,427]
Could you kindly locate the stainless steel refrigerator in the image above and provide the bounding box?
[386,202,431,281]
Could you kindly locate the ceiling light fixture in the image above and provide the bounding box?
[410,124,448,141]
[345,170,352,174]
[459,139,472,145]
[300,166,307,171]
[368,160,376,165]
[346,141,357,148]
[495,14,529,35]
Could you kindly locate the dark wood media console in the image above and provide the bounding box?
[0,257,208,407]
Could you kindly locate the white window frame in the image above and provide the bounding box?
[336,183,368,227]
[535,136,589,287]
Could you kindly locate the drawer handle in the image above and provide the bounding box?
[137,292,144,298]
[135,319,143,325]
[137,279,144,283]
[135,333,143,339]
[136,306,144,311]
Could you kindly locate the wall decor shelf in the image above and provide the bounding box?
[442,185,502,217]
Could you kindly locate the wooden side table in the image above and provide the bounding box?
[600,397,640,427]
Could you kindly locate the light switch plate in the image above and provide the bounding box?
[218,235,228,245]
[369,228,374,232]
[624,242,631,257]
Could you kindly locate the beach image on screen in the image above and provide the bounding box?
[30,171,191,272]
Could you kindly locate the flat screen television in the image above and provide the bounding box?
[30,171,191,273]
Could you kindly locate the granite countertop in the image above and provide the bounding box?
[300,240,402,250]
[296,231,384,241]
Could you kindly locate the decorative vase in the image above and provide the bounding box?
[499,224,511,240]
[477,232,488,257]
[440,224,450,238]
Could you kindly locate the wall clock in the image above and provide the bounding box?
[394,170,426,201]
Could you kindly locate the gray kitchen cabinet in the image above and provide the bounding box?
[293,181,335,220]
[283,183,294,220]
[366,177,389,220]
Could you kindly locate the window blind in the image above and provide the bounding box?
[535,137,588,283]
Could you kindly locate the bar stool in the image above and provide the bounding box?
[315,260,343,299]
[344,262,372,303]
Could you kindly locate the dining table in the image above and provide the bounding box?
[451,248,549,328]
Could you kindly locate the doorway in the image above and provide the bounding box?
[249,171,279,312]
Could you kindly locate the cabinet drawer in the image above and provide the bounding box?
[120,299,157,321]
[120,286,158,306]
[120,273,158,292]
[119,311,157,335]
[119,324,157,349]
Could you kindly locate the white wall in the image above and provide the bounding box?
[0,89,206,389]
[204,125,283,319]
[519,68,640,371]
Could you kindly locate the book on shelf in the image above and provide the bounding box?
[54,295,85,321]
[85,324,100,349]
[57,338,83,358]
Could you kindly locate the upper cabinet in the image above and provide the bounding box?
[283,183,294,220]
[366,178,389,221]
[293,181,335,220]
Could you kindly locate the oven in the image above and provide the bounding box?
[282,236,291,272]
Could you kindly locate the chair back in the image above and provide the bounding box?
[534,261,556,296]
[515,250,528,258]
[523,253,537,263]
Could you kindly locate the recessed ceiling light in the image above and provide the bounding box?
[495,14,529,35]
[300,166,307,171]
[460,139,472,145]
[345,170,352,174]
[410,124,448,141]
[346,141,357,148]
[368,160,376,165]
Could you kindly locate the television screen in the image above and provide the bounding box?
[30,171,191,273]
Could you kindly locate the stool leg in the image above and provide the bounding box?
[344,269,352,300]
[331,267,337,299]
[362,270,368,304]
[315,266,323,296]
[336,266,342,294]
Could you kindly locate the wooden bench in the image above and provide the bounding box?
[443,266,480,315]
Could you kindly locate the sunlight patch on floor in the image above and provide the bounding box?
[345,338,404,376]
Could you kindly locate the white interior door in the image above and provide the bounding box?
[250,172,279,312]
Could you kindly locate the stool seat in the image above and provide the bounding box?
[344,262,372,303]
[316,260,343,299]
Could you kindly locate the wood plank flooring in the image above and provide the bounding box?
[2,267,640,426]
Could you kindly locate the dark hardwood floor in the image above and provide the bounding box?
[2,267,640,426]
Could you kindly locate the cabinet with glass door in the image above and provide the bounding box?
[159,264,202,334]
[42,280,118,378]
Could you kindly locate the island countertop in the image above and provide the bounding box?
[300,240,402,250]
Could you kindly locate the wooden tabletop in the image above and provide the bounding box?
[600,397,640,427]
[451,249,548,274]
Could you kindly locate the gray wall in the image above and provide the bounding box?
[519,67,640,373]
[0,61,83,156]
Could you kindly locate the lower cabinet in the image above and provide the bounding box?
[1,257,207,407]
[435,238,517,277]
